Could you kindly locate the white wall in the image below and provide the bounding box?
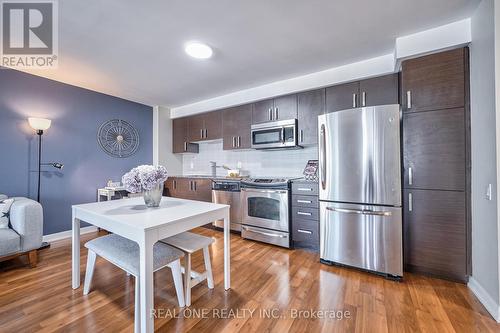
[469,0,500,321]
[153,106,182,174]
[182,141,317,178]
[171,19,472,118]
[395,19,471,60]
[171,54,395,118]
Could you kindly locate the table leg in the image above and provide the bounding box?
[72,215,81,289]
[224,210,230,290]
[139,232,155,333]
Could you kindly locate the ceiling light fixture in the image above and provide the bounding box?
[184,41,213,59]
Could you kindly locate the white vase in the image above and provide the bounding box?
[143,183,163,207]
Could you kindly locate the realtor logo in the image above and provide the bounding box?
[1,0,58,69]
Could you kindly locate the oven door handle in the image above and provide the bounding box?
[241,188,288,194]
[242,226,287,238]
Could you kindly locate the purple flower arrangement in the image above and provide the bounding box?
[122,165,168,193]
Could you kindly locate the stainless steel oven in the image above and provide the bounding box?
[251,119,299,149]
[240,178,293,248]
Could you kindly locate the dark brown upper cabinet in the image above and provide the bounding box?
[172,118,199,154]
[252,99,274,124]
[188,111,222,142]
[326,75,400,113]
[252,94,297,124]
[401,48,466,113]
[204,111,223,140]
[223,104,252,150]
[326,81,360,113]
[403,108,466,191]
[359,73,399,107]
[274,94,298,120]
[187,114,205,142]
[297,89,325,145]
[403,189,467,282]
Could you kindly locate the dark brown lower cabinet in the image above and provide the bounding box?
[403,189,467,282]
[291,181,319,251]
[164,177,212,202]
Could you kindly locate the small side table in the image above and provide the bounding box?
[97,187,127,202]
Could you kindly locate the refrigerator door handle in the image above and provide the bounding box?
[325,206,393,216]
[319,124,327,190]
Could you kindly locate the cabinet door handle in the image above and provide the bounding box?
[408,167,413,185]
[205,129,208,138]
[237,136,241,147]
[274,107,279,120]
[352,93,357,108]
[194,181,197,191]
[406,90,412,109]
[408,192,413,212]
[189,181,192,191]
[173,180,177,189]
[362,91,366,107]
[297,199,312,204]
[200,129,203,139]
[232,136,236,148]
[268,108,273,121]
[297,211,312,216]
[184,142,187,151]
[297,229,312,235]
[300,129,304,143]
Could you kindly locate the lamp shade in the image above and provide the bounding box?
[28,118,51,131]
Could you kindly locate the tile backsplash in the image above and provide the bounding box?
[182,140,318,177]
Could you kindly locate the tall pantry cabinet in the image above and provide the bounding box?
[401,47,470,282]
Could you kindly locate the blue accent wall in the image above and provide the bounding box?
[0,69,153,235]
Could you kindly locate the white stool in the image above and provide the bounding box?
[83,234,185,333]
[160,232,214,306]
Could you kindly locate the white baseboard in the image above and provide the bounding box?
[468,276,500,322]
[42,226,99,243]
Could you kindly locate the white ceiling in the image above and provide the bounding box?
[22,0,480,108]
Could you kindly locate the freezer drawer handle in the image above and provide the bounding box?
[297,187,313,192]
[325,207,392,216]
[243,226,287,238]
[297,229,312,235]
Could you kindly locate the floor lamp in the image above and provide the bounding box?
[28,118,64,250]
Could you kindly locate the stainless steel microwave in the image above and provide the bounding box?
[250,119,300,149]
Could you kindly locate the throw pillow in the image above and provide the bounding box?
[0,198,14,229]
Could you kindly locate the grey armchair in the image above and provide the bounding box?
[0,195,43,267]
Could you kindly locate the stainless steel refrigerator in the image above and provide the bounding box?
[318,104,403,278]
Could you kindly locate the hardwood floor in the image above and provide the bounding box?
[0,228,498,332]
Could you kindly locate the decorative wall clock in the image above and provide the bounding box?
[97,119,139,158]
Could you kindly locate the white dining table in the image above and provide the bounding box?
[71,196,230,333]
